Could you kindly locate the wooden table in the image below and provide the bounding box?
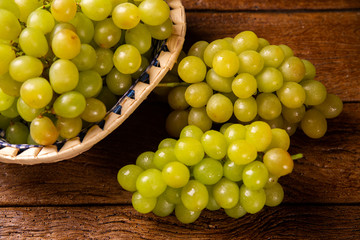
[1,0,359,239]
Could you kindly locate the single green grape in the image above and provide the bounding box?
[80,98,106,123]
[17,97,44,122]
[245,121,272,152]
[300,108,327,139]
[71,44,97,71]
[0,88,15,111]
[206,185,221,211]
[136,168,167,198]
[278,44,294,59]
[165,110,189,138]
[80,0,112,21]
[50,0,77,22]
[257,37,270,51]
[178,56,207,83]
[112,2,140,30]
[0,44,15,76]
[163,186,182,205]
[181,180,209,211]
[300,79,327,106]
[188,107,213,133]
[237,50,264,76]
[212,49,240,78]
[52,29,81,59]
[56,116,82,139]
[213,177,240,209]
[223,123,246,143]
[279,56,305,83]
[232,30,259,54]
[158,138,177,149]
[256,93,282,120]
[242,160,269,190]
[9,55,44,83]
[50,59,79,94]
[200,130,228,160]
[223,158,245,182]
[0,9,21,40]
[263,115,285,129]
[132,191,157,214]
[206,93,233,123]
[193,157,223,185]
[6,121,29,144]
[185,82,213,108]
[224,200,247,219]
[19,27,49,57]
[70,12,95,44]
[266,128,290,151]
[0,98,18,118]
[138,0,170,26]
[53,91,86,118]
[93,48,114,76]
[259,45,285,68]
[314,94,343,119]
[188,40,209,60]
[206,68,233,93]
[75,70,103,98]
[232,73,257,99]
[152,193,175,217]
[301,59,316,80]
[117,164,143,192]
[106,68,132,96]
[239,184,266,214]
[174,137,204,166]
[27,8,55,34]
[162,161,190,188]
[233,97,258,123]
[282,105,306,123]
[203,39,233,68]
[179,125,204,141]
[113,44,142,74]
[227,139,257,165]
[0,73,22,97]
[125,23,152,54]
[30,116,59,145]
[175,202,201,224]
[153,147,177,170]
[256,67,283,93]
[276,82,306,109]
[136,151,155,169]
[20,77,53,109]
[168,86,189,110]
[265,182,284,207]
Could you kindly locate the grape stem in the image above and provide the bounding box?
[291,153,303,160]
[156,82,189,88]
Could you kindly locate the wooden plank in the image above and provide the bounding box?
[184,11,360,101]
[0,205,359,239]
[182,0,360,11]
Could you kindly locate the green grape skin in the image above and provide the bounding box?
[185,82,213,108]
[302,59,316,80]
[56,116,82,139]
[27,9,55,34]
[9,55,43,83]
[265,182,284,207]
[314,94,343,119]
[0,43,15,75]
[162,161,190,188]
[237,50,264,76]
[231,73,257,99]
[50,0,77,22]
[117,164,143,192]
[0,113,11,130]
[48,22,77,46]
[256,93,282,120]
[279,56,305,83]
[15,0,42,23]
[213,177,240,209]
[233,97,257,123]
[136,168,167,198]
[132,191,157,214]
[263,115,285,129]
[167,86,189,110]
[245,121,272,152]
[223,158,245,182]
[113,44,142,75]
[257,37,270,52]
[175,202,201,224]
[283,120,298,136]
[264,173,279,188]
[178,56,207,84]
[188,40,209,60]
[181,180,209,211]
[300,108,327,139]
[232,30,259,54]
[206,93,233,123]
[212,50,240,78]
[227,139,257,165]
[188,107,212,133]
[30,116,59,145]
[69,12,95,44]
[19,27,48,57]
[6,121,29,144]
[131,55,149,80]
[93,48,114,76]
[206,68,233,93]
[276,82,306,109]
[200,130,228,160]
[53,91,86,118]
[174,137,204,166]
[259,45,285,68]
[300,79,327,106]
[80,98,107,123]
[165,109,189,138]
[242,161,269,190]
[112,2,140,30]
[256,67,284,93]
[203,39,233,68]
[179,125,203,141]
[206,185,221,211]
[163,186,182,205]
[20,77,53,109]
[152,193,175,217]
[219,123,234,134]
[138,0,170,26]
[152,72,179,98]
[266,128,290,151]
[49,59,79,94]
[135,151,155,170]
[0,98,18,118]
[193,157,223,185]
[223,123,246,143]
[0,73,22,97]
[75,70,103,98]
[153,147,177,170]
[239,184,266,214]
[94,18,122,49]
[278,44,294,59]
[158,138,177,149]
[263,148,294,177]
[282,105,306,123]
[17,97,44,122]
[71,44,97,71]
[0,0,20,18]
[80,0,112,21]
[0,9,21,41]
[96,86,117,111]
[106,68,132,96]
[224,200,247,219]
[52,29,81,59]
[125,23,152,54]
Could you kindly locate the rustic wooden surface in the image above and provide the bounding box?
[1,0,360,239]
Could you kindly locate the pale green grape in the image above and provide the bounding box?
[212,50,240,78]
[223,158,245,182]
[301,59,316,80]
[152,193,175,217]
[203,39,232,68]
[6,121,29,144]
[201,130,227,160]
[53,91,86,118]
[153,147,177,170]
[278,44,294,59]
[188,40,209,60]
[0,0,20,18]
[20,77,53,109]
[232,30,259,54]
[281,105,306,123]
[223,123,246,143]
[245,121,272,152]
[179,125,203,141]
[206,185,221,211]
[30,116,59,145]
[94,18,122,49]
[314,94,343,119]
[136,168,167,198]
[263,115,285,129]
[125,23,152,54]
[50,59,79,94]
[300,108,327,139]
[52,29,81,59]
[181,180,209,211]
[93,48,114,76]
[265,182,284,207]
[237,50,264,75]
[206,68,233,93]
[233,97,257,123]
[9,55,43,83]
[158,138,177,149]
[19,27,49,57]
[276,82,306,109]
[70,12,95,44]
[0,44,15,76]
[165,109,189,138]
[266,128,290,151]
[136,151,155,170]
[175,202,201,224]
[300,79,327,106]
[259,45,285,68]
[232,73,257,99]
[224,200,247,219]
[174,137,204,166]
[256,67,283,93]
[239,184,266,214]
[163,186,182,205]
[106,68,132,96]
[117,164,143,192]
[81,0,112,21]
[113,44,142,74]
[138,0,170,26]
[147,17,172,40]
[71,44,97,71]
[193,157,223,185]
[213,177,240,209]
[112,2,140,29]
[1,98,18,118]
[27,9,55,34]
[0,9,21,40]
[206,93,233,123]
[17,97,44,122]
[178,56,207,83]
[188,107,212,133]
[167,86,189,110]
[227,139,257,165]
[75,70,103,98]
[162,161,190,188]
[56,116,82,139]
[0,72,22,97]
[257,37,270,51]
[279,56,305,83]
[51,0,77,22]
[48,22,77,45]
[185,82,213,108]
[132,191,157,214]
[80,98,106,123]
[256,93,282,120]
[15,0,42,23]
[242,160,269,190]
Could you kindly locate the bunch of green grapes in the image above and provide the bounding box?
[118,122,301,223]
[163,31,343,139]
[0,0,173,145]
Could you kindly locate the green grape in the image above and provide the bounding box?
[1,99,18,118]
[96,86,117,111]
[153,147,177,170]
[0,114,11,130]
[185,82,213,108]
[48,22,77,45]
[237,50,264,76]
[27,133,37,145]
[113,44,142,74]
[227,139,257,165]
[212,50,239,78]
[167,86,189,110]
[20,77,53,109]
[165,110,189,138]
[201,130,227,160]
[276,82,306,109]
[206,68,233,93]
[239,184,266,214]
[81,0,112,21]
[302,59,316,80]
[71,44,97,71]
[300,108,327,139]
[93,48,114,76]
[152,72,179,98]
[94,18,122,49]
[69,12,95,44]
[181,180,208,211]
[265,182,284,207]
[19,27,48,57]
[300,79,327,106]
[75,70,103,98]
[278,44,294,59]
[232,30,259,54]
[0,0,20,18]
[163,186,181,205]
[51,0,77,22]
[188,107,212,132]
[257,37,270,52]
[178,56,207,83]
[0,9,21,40]
[17,97,44,122]
[266,128,290,151]
[152,193,175,217]
[193,157,223,185]
[263,148,294,177]
[162,161,190,188]
[9,55,43,83]
[188,40,209,60]
[136,151,155,170]
[206,93,233,123]
[117,164,143,192]
[50,59,79,94]
[15,0,42,23]
[283,120,298,136]
[0,73,22,97]
[245,121,272,152]
[174,137,204,166]
[264,173,279,188]
[112,2,140,30]
[138,0,170,26]
[175,202,201,224]
[203,39,233,68]
[132,191,157,214]
[224,200,247,219]
[242,161,269,190]
[158,138,177,149]
[223,158,245,182]
[259,45,285,68]
[279,56,305,83]
[314,94,343,119]
[53,91,86,118]
[27,8,55,34]
[131,55,149,79]
[256,67,283,93]
[52,29,81,59]
[256,93,282,120]
[179,125,203,141]
[233,97,257,123]
[146,18,172,40]
[213,177,240,209]
[206,185,221,211]
[219,122,233,134]
[106,68,132,96]
[263,115,285,129]
[80,98,106,123]
[30,116,59,145]
[56,116,82,139]
[125,23,152,54]
[136,168,167,198]
[223,123,246,143]
[232,73,257,99]
[0,44,15,76]
[282,105,306,123]
[6,121,29,144]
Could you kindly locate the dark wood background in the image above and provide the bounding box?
[1,0,359,239]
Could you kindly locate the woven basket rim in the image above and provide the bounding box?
[0,0,186,165]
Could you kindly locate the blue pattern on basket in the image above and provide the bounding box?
[0,39,169,151]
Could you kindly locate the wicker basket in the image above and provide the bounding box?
[0,0,186,165]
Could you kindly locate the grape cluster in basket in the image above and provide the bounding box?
[0,0,172,146]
